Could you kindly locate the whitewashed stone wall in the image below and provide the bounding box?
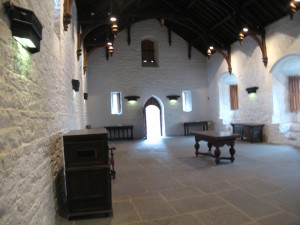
[87,19,209,138]
[0,0,87,225]
[207,11,300,145]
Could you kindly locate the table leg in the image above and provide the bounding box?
[214,147,221,165]
[194,138,200,156]
[229,144,235,162]
[207,142,212,152]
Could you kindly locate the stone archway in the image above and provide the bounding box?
[271,54,300,124]
[270,54,300,144]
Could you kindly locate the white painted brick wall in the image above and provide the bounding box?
[87,19,209,138]
[0,1,86,225]
[207,11,300,145]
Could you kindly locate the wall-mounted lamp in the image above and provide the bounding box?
[239,26,249,44]
[166,95,180,101]
[124,96,140,101]
[72,79,80,92]
[84,92,88,100]
[246,86,259,94]
[4,2,43,53]
[290,0,300,19]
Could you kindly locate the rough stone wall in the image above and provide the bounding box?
[0,0,87,224]
[87,19,209,138]
[207,11,300,145]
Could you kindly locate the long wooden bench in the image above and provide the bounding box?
[105,125,133,140]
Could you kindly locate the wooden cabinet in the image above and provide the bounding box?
[63,128,112,219]
[231,123,264,142]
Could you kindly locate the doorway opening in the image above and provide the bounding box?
[143,96,164,140]
[145,105,161,139]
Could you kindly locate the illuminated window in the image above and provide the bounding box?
[182,90,192,112]
[111,92,122,115]
[141,39,158,67]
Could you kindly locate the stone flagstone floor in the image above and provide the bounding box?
[66,136,300,225]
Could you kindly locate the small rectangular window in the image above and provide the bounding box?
[111,92,122,115]
[182,90,192,112]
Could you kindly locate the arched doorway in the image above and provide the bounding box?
[143,97,164,139]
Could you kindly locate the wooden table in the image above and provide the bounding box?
[191,131,240,165]
[184,121,209,135]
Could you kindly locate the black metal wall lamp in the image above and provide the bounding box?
[246,86,259,94]
[3,1,43,53]
[166,95,180,100]
[124,96,140,101]
[84,93,88,100]
[72,79,80,92]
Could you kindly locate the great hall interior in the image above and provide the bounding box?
[0,0,300,224]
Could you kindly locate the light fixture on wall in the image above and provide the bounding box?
[84,92,88,100]
[238,26,249,44]
[111,23,118,37]
[3,1,43,53]
[290,0,300,19]
[72,79,80,92]
[166,95,180,101]
[207,46,213,58]
[246,86,259,94]
[124,96,140,102]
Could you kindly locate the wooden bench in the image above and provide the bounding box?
[105,125,133,140]
[184,121,209,135]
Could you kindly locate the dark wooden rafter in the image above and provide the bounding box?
[217,0,268,67]
[63,0,74,31]
[188,42,192,60]
[74,0,291,61]
[168,27,172,46]
[127,26,131,45]
[161,0,201,57]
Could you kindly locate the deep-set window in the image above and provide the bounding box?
[182,90,192,112]
[141,40,158,67]
[111,92,122,115]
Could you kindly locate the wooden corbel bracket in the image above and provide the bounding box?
[248,30,268,67]
[215,47,232,74]
[82,47,100,75]
[77,24,82,60]
[63,0,73,31]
